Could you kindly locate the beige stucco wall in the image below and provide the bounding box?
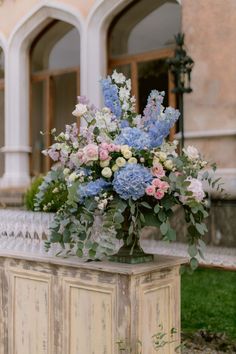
[0,0,95,38]
[183,0,236,168]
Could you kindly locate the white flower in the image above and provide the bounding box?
[120,145,130,155]
[63,168,70,175]
[112,164,119,172]
[119,87,130,101]
[164,159,174,170]
[126,79,131,91]
[183,145,199,160]
[72,103,87,117]
[128,157,137,164]
[68,172,78,182]
[116,157,126,168]
[158,152,167,162]
[101,167,112,178]
[100,159,110,168]
[187,178,205,202]
[122,149,132,159]
[111,70,125,84]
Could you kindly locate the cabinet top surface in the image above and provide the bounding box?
[0,249,187,275]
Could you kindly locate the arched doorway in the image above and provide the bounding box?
[108,0,181,126]
[0,47,4,177]
[30,20,80,175]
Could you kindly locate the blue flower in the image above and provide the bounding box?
[115,127,150,150]
[100,78,122,119]
[142,90,180,148]
[112,164,152,200]
[78,178,111,201]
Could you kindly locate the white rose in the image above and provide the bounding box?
[101,167,112,178]
[164,160,174,170]
[112,164,119,172]
[158,152,167,162]
[183,145,199,160]
[120,145,130,154]
[72,103,87,117]
[122,149,132,159]
[116,157,126,168]
[63,168,70,175]
[128,157,137,164]
[100,159,110,168]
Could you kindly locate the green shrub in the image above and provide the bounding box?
[25,175,44,211]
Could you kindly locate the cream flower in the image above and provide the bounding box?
[122,149,132,159]
[128,157,137,164]
[100,159,110,168]
[183,145,199,160]
[101,167,112,178]
[72,103,87,117]
[116,157,126,168]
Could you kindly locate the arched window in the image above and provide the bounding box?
[30,20,80,175]
[108,0,181,126]
[0,47,4,177]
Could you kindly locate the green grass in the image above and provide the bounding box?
[181,267,236,340]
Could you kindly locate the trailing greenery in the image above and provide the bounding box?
[181,268,236,340]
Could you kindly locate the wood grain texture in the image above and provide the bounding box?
[0,254,184,354]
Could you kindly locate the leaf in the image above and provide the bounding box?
[76,248,83,258]
[144,213,161,227]
[158,209,166,223]
[190,257,199,270]
[160,222,169,235]
[188,244,198,257]
[154,204,160,214]
[140,201,152,209]
[195,223,205,235]
[113,212,124,224]
[166,228,176,241]
[139,212,145,224]
[198,239,206,250]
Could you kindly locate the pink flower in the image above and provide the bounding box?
[100,142,109,150]
[99,149,109,161]
[187,178,205,202]
[107,144,116,152]
[145,185,155,196]
[48,149,59,161]
[114,145,121,152]
[151,163,165,178]
[159,181,169,192]
[152,178,162,188]
[154,190,165,200]
[83,144,98,162]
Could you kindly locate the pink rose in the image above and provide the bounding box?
[152,178,162,188]
[100,142,109,150]
[154,190,165,200]
[151,163,165,178]
[83,144,98,162]
[159,181,169,192]
[107,144,116,152]
[99,149,109,161]
[145,185,155,196]
[114,144,121,152]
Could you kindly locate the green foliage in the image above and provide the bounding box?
[34,168,68,212]
[182,268,236,340]
[24,175,44,211]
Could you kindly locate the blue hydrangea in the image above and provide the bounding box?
[100,78,122,119]
[112,164,152,200]
[115,127,151,150]
[119,120,130,128]
[78,178,111,201]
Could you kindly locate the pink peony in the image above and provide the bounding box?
[145,185,155,196]
[99,149,109,161]
[83,144,98,162]
[100,142,109,150]
[151,163,165,178]
[107,144,116,152]
[154,190,165,200]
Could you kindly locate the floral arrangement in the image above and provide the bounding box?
[35,71,220,267]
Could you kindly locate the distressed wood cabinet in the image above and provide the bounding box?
[0,251,185,354]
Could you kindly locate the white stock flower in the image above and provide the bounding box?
[111,70,125,84]
[119,87,130,101]
[72,103,87,117]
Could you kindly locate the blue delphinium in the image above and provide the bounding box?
[78,178,111,201]
[115,127,150,150]
[143,90,180,148]
[112,164,152,200]
[100,78,122,119]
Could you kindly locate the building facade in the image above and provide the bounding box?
[0,0,235,202]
